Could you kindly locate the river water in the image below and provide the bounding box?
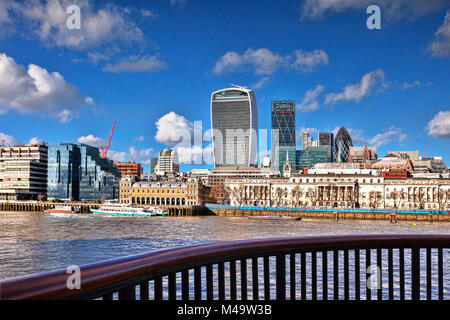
[0,212,449,299]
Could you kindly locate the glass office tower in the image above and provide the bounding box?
[211,87,258,167]
[48,143,121,201]
[318,132,334,162]
[271,100,296,173]
[334,127,353,163]
[296,145,332,169]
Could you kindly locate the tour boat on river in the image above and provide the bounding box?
[91,203,168,217]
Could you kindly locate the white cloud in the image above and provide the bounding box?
[291,50,329,72]
[297,85,325,112]
[77,134,106,148]
[0,132,18,146]
[134,135,144,142]
[154,111,194,146]
[300,0,449,22]
[107,150,128,162]
[426,110,450,138]
[140,9,158,20]
[103,55,166,73]
[170,0,187,7]
[325,69,387,104]
[0,52,91,122]
[332,126,406,147]
[251,76,270,89]
[1,0,145,51]
[213,48,328,75]
[429,11,450,58]
[401,80,434,90]
[28,137,42,145]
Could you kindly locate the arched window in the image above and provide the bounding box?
[181,198,185,205]
[176,198,180,205]
[156,197,160,205]
[147,197,150,205]
[166,197,170,205]
[151,197,155,205]
[171,198,175,205]
[131,197,135,204]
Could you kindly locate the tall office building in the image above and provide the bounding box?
[271,100,296,173]
[334,127,353,163]
[155,148,179,173]
[302,131,318,150]
[318,132,334,162]
[47,143,120,201]
[211,86,258,167]
[0,144,48,200]
[296,145,332,169]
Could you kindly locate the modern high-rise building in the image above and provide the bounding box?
[114,161,142,180]
[334,127,353,163]
[302,131,319,150]
[47,143,121,201]
[271,100,296,173]
[210,86,258,167]
[318,132,334,162]
[0,144,48,200]
[150,157,158,173]
[155,148,179,173]
[296,145,332,169]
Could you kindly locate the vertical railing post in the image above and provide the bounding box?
[411,247,420,300]
[276,255,286,300]
[252,258,259,300]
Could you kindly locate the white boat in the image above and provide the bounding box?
[44,205,80,214]
[146,206,169,216]
[92,203,159,217]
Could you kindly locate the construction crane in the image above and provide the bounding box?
[131,149,141,163]
[100,120,117,159]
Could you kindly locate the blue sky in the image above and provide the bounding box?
[0,0,449,172]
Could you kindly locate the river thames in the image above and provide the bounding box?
[1,211,449,284]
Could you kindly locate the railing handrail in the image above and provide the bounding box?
[1,234,449,300]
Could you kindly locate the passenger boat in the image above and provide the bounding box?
[91,203,163,217]
[44,205,80,214]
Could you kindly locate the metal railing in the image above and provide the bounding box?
[0,235,448,300]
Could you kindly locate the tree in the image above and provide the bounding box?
[368,191,383,209]
[389,190,407,209]
[437,189,449,212]
[274,187,287,207]
[291,186,304,207]
[209,183,225,204]
[306,187,318,207]
[414,188,426,209]
[37,194,46,202]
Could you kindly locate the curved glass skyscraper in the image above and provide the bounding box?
[210,87,258,167]
[334,127,353,163]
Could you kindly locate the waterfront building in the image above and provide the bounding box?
[296,145,332,169]
[155,148,179,174]
[348,145,377,167]
[47,143,120,201]
[309,162,377,175]
[334,127,353,163]
[114,161,142,180]
[119,179,211,206]
[271,100,296,173]
[224,174,450,210]
[210,86,258,167]
[208,166,277,187]
[0,144,48,200]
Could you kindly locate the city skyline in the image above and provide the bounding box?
[0,0,449,172]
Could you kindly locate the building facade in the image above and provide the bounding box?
[119,179,210,206]
[211,87,258,167]
[155,148,179,174]
[47,143,120,201]
[296,145,332,170]
[271,100,296,173]
[224,175,450,211]
[0,144,48,200]
[114,161,142,180]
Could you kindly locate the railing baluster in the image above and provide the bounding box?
[154,275,163,300]
[333,250,339,300]
[427,248,432,300]
[252,258,259,300]
[194,267,202,300]
[366,249,371,300]
[119,285,135,300]
[140,281,149,300]
[377,248,382,301]
[438,247,443,300]
[400,248,405,300]
[312,251,317,300]
[218,262,225,300]
[182,270,189,300]
[241,259,247,300]
[206,264,213,300]
[355,249,360,301]
[264,256,270,300]
[301,251,306,300]
[276,254,286,300]
[344,250,349,300]
[290,253,296,300]
[388,248,393,300]
[323,251,328,300]
[230,260,237,300]
[411,247,420,300]
[168,272,176,300]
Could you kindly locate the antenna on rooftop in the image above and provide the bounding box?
[229,83,248,89]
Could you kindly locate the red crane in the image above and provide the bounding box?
[100,120,117,158]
